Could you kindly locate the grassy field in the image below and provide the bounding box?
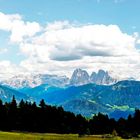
[0,131,137,140]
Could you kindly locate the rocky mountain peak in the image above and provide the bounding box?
[70,68,90,86]
[90,69,116,85]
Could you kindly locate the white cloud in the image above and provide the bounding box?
[0,12,140,80]
[19,21,140,79]
[0,12,41,43]
[0,12,21,30]
[46,21,71,31]
[22,23,136,60]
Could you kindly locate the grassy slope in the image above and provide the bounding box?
[0,131,127,140]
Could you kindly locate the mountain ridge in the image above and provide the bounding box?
[0,84,29,102]
[1,69,118,89]
[0,79,139,119]
[23,80,139,118]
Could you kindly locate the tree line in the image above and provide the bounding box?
[0,96,140,138]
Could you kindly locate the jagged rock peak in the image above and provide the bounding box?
[90,69,116,85]
[70,68,90,86]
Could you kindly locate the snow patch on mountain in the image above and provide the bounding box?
[2,74,69,89]
[0,68,130,88]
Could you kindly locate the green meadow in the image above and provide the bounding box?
[0,131,137,140]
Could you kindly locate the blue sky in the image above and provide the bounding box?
[0,0,140,79]
[0,0,139,33]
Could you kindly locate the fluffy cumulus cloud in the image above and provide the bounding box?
[0,12,41,43]
[21,23,132,60]
[0,12,140,79]
[20,21,140,79]
[45,24,136,60]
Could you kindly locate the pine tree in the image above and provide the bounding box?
[39,99,46,109]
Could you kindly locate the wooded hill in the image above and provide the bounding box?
[0,96,139,139]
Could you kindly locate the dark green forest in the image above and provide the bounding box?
[0,96,139,139]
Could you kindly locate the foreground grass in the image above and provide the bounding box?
[0,131,137,140]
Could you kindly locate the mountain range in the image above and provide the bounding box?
[1,69,117,89]
[0,69,138,119]
[22,80,137,118]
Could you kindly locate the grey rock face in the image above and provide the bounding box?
[90,69,116,85]
[70,68,90,86]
